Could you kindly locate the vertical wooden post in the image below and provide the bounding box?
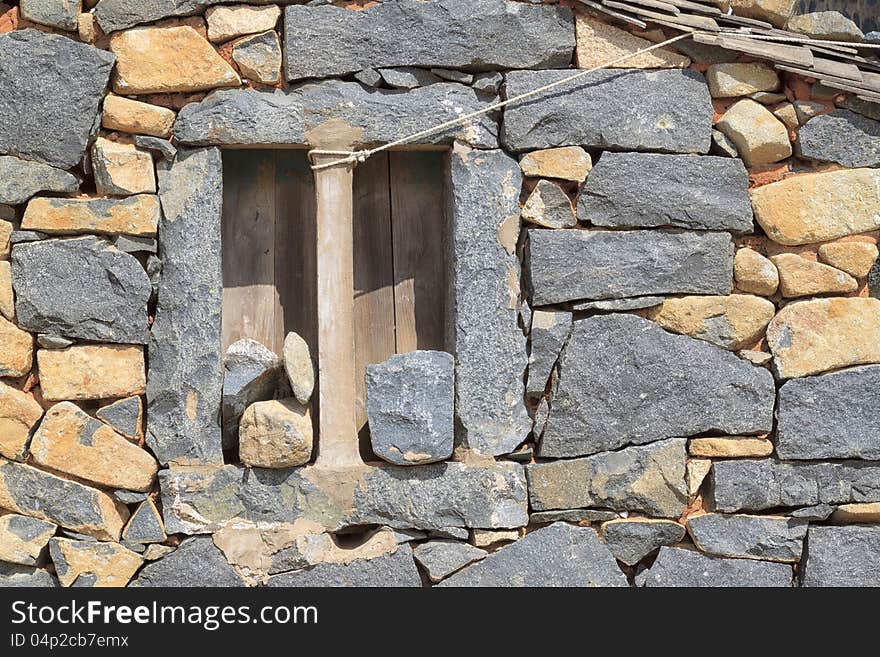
[311,153,363,467]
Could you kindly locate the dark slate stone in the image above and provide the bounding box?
[122,500,166,544]
[528,439,688,518]
[96,396,141,440]
[134,135,177,161]
[0,155,80,205]
[530,509,619,524]
[687,514,807,563]
[114,235,157,254]
[148,147,224,467]
[789,504,834,521]
[526,310,571,399]
[0,30,114,169]
[577,153,753,232]
[366,350,454,466]
[354,68,383,88]
[283,0,574,81]
[637,546,792,587]
[378,67,441,89]
[798,109,880,167]
[10,230,46,244]
[412,540,487,582]
[129,537,244,587]
[601,519,685,566]
[11,236,151,344]
[539,314,775,457]
[174,81,498,149]
[222,338,281,451]
[439,522,628,587]
[113,490,147,505]
[527,228,733,305]
[777,365,880,460]
[571,296,664,312]
[450,149,530,455]
[870,256,880,299]
[0,563,57,587]
[266,544,422,587]
[801,526,880,587]
[94,0,229,32]
[712,459,880,512]
[839,96,880,121]
[502,69,713,154]
[473,71,503,95]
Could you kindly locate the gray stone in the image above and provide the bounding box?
[378,67,441,89]
[502,69,713,154]
[527,229,733,305]
[777,365,880,460]
[801,525,880,587]
[20,0,80,30]
[431,68,474,85]
[0,155,80,205]
[232,30,282,85]
[11,236,151,344]
[450,148,530,456]
[526,310,571,399]
[148,147,224,467]
[354,68,383,88]
[789,504,834,521]
[577,153,752,232]
[637,546,792,587]
[412,540,487,582]
[174,81,498,149]
[96,396,141,440]
[11,231,47,244]
[521,180,576,229]
[113,490,147,505]
[134,135,177,161]
[222,338,281,450]
[122,500,166,544]
[528,439,688,518]
[0,30,114,168]
[798,109,880,167]
[36,334,74,349]
[711,129,740,157]
[472,72,503,95]
[94,0,225,32]
[712,459,880,512]
[751,92,788,105]
[429,527,470,540]
[540,315,774,457]
[687,514,807,563]
[366,350,454,466]
[266,544,422,587]
[840,96,880,121]
[283,1,574,81]
[0,563,57,587]
[571,296,664,312]
[530,509,619,524]
[114,235,157,254]
[130,537,244,587]
[671,38,738,65]
[787,10,864,40]
[601,519,685,566]
[439,522,627,587]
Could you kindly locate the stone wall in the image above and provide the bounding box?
[1,0,880,588]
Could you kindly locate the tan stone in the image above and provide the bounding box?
[0,381,43,461]
[520,179,576,229]
[645,294,776,350]
[239,399,313,469]
[0,514,56,566]
[686,459,712,500]
[688,436,774,458]
[110,26,241,94]
[706,62,780,98]
[283,331,314,405]
[751,169,880,246]
[770,253,858,298]
[830,503,880,524]
[91,137,156,196]
[77,11,95,44]
[206,4,281,43]
[787,11,864,41]
[49,538,143,587]
[817,242,879,278]
[0,219,12,259]
[772,102,799,130]
[734,247,779,296]
[0,260,12,320]
[729,0,798,28]
[232,30,282,85]
[38,344,146,401]
[30,402,157,492]
[766,297,880,378]
[575,14,690,69]
[738,349,772,366]
[22,194,160,237]
[519,146,592,182]
[0,316,33,378]
[102,94,176,138]
[716,99,792,166]
[471,528,521,548]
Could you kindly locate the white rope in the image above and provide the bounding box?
[718,31,880,49]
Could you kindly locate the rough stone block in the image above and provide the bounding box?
[687,514,806,562]
[600,519,685,566]
[37,344,146,402]
[21,195,160,238]
[49,538,143,587]
[798,109,880,168]
[0,514,56,566]
[801,526,880,587]
[637,546,792,587]
[130,536,244,587]
[0,155,79,205]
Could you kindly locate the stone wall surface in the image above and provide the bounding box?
[0,0,879,588]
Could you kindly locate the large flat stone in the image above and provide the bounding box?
[0,563,57,588]
[49,538,143,587]
[502,68,713,154]
[0,156,79,205]
[439,522,627,587]
[266,544,422,588]
[174,81,498,149]
[527,439,688,518]
[0,514,56,566]
[0,30,114,168]
[37,344,146,402]
[798,109,880,168]
[527,229,733,305]
[712,459,880,512]
[686,513,807,563]
[600,519,685,566]
[148,147,224,467]
[577,152,753,232]
[637,546,792,587]
[11,236,151,344]
[95,0,226,32]
[0,381,43,461]
[801,526,880,587]
[130,536,244,587]
[540,314,775,457]
[526,310,571,399]
[0,458,128,541]
[777,365,880,460]
[282,0,574,82]
[450,148,530,455]
[22,195,160,237]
